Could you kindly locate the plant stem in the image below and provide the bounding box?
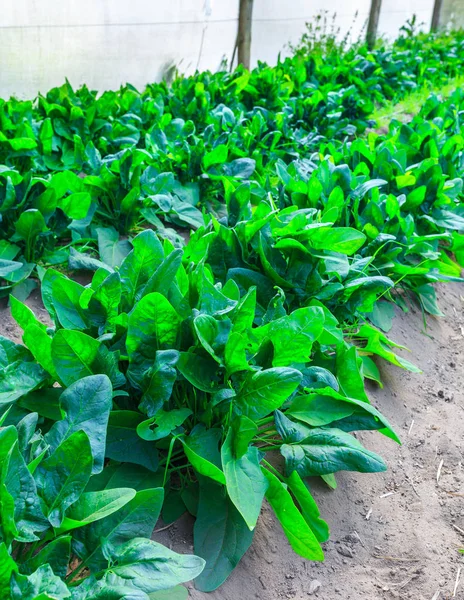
[262,459,284,481]
[167,463,190,474]
[257,416,274,427]
[253,434,278,444]
[163,436,178,487]
[257,426,277,435]
[23,539,41,561]
[257,443,281,452]
[159,448,185,466]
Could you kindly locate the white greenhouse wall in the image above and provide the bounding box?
[0,0,459,99]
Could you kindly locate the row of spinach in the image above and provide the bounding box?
[2,89,464,322]
[1,28,464,300]
[4,226,404,595]
[1,29,464,597]
[3,88,464,592]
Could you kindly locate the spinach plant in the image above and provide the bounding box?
[0,369,204,598]
[6,230,401,591]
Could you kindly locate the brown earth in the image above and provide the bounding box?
[1,283,463,600]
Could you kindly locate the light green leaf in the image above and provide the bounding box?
[11,564,71,599]
[59,192,91,219]
[127,293,181,366]
[221,429,267,530]
[149,587,187,600]
[59,488,136,532]
[298,226,366,255]
[137,408,191,442]
[235,367,302,421]
[203,145,228,169]
[51,329,125,388]
[50,275,88,330]
[13,209,48,254]
[231,415,258,459]
[22,324,57,378]
[262,468,324,560]
[119,230,164,307]
[285,471,329,543]
[267,306,325,366]
[0,542,18,598]
[97,227,132,268]
[9,296,46,332]
[181,426,225,485]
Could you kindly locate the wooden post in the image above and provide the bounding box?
[431,0,443,31]
[366,0,382,50]
[237,0,254,69]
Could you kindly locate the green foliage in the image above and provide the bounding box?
[1,23,464,595]
[0,382,204,598]
[0,27,463,298]
[3,229,404,592]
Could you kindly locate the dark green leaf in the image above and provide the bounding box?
[73,487,164,571]
[106,411,159,472]
[20,536,71,578]
[35,431,93,527]
[45,375,112,474]
[281,427,387,476]
[193,478,253,592]
[99,538,205,593]
[221,429,267,530]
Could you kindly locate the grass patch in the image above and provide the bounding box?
[371,75,464,129]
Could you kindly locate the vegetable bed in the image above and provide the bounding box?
[0,24,463,599]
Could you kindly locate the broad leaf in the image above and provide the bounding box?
[235,367,302,421]
[100,538,205,593]
[193,478,253,592]
[21,536,71,578]
[11,564,70,600]
[73,487,164,571]
[286,471,329,543]
[44,375,112,474]
[97,227,132,268]
[51,329,125,388]
[106,411,159,472]
[59,488,136,532]
[262,468,324,560]
[181,426,225,485]
[35,431,93,527]
[221,429,268,530]
[281,427,387,476]
[126,293,181,370]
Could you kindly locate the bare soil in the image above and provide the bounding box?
[1,283,463,600]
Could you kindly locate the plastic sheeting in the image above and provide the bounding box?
[0,0,456,99]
